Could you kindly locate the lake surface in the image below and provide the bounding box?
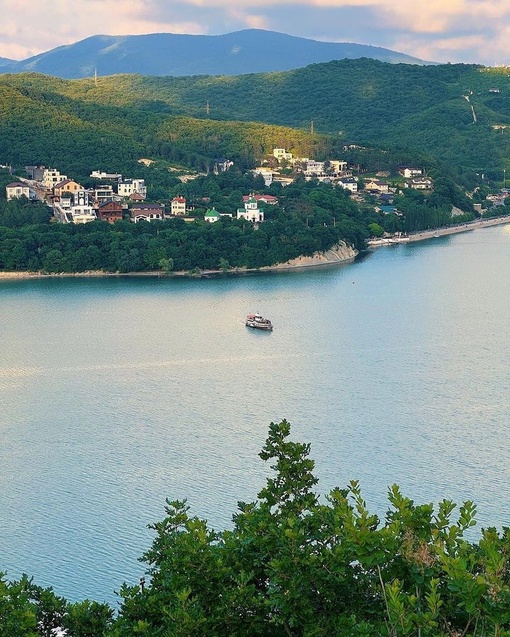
[1,225,510,604]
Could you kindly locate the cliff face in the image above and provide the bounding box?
[270,242,357,269]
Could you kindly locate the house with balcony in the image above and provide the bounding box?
[90,185,117,205]
[304,160,326,177]
[117,178,147,200]
[170,196,187,216]
[404,177,433,190]
[273,148,293,162]
[42,168,68,189]
[97,201,124,223]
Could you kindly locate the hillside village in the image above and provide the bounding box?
[4,148,436,227]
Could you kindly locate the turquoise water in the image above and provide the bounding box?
[1,225,510,603]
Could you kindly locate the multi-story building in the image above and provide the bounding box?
[170,196,187,216]
[42,168,68,189]
[117,178,147,199]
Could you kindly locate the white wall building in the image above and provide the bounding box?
[6,181,38,201]
[305,160,325,176]
[237,196,264,223]
[273,148,293,162]
[117,178,147,199]
[337,177,358,193]
[90,170,122,180]
[329,160,348,173]
[252,167,273,186]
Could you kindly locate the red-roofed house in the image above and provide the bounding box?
[242,194,278,205]
[171,196,187,215]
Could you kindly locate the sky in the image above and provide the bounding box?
[1,0,510,66]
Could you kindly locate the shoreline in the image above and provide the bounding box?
[1,217,508,281]
[0,243,357,281]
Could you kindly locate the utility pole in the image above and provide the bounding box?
[94,68,98,87]
[206,100,210,115]
[310,120,314,134]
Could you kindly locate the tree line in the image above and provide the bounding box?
[2,420,510,636]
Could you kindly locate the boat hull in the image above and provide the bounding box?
[246,320,273,331]
[245,314,273,331]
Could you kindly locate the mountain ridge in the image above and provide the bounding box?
[0,29,431,79]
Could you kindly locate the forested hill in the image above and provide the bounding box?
[2,59,510,180]
[0,29,427,79]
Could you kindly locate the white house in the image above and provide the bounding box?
[405,177,433,190]
[329,160,348,174]
[6,181,38,201]
[237,196,264,223]
[337,177,358,193]
[70,206,97,224]
[252,167,274,186]
[204,207,221,223]
[305,160,325,176]
[273,148,293,162]
[117,178,147,199]
[399,167,423,178]
[67,191,96,223]
[90,170,122,180]
[130,203,164,222]
[170,196,187,216]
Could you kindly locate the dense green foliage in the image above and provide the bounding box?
[3,420,510,636]
[0,175,367,272]
[2,61,510,271]
[3,60,510,182]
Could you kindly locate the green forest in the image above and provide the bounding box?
[1,60,510,271]
[0,165,492,273]
[3,420,510,636]
[3,60,510,181]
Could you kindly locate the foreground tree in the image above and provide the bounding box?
[3,420,510,636]
[112,420,510,637]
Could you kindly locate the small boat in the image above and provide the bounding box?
[245,313,273,331]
